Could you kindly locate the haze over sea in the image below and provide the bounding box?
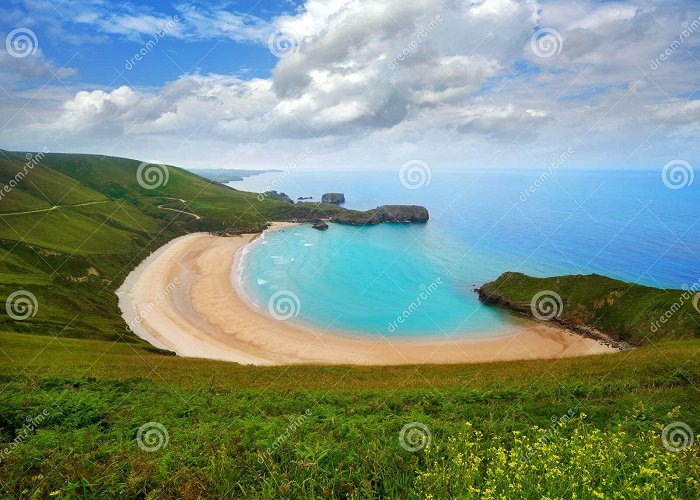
[233,169,699,338]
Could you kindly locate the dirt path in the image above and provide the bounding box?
[0,200,109,216]
[0,198,201,220]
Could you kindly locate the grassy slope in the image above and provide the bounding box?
[0,151,341,341]
[0,332,698,497]
[479,272,700,344]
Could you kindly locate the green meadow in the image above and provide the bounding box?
[1,333,698,498]
[0,151,698,498]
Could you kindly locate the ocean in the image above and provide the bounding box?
[232,168,699,338]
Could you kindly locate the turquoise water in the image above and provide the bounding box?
[235,169,700,337]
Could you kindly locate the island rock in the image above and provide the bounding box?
[312,220,329,230]
[321,193,345,205]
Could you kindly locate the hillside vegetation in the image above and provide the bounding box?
[0,332,698,498]
[478,272,700,345]
[0,150,338,341]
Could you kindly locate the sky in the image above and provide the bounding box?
[1,0,699,170]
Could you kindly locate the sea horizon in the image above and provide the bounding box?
[230,168,698,338]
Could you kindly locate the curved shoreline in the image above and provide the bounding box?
[116,223,616,365]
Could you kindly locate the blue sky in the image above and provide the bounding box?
[4,0,289,85]
[1,0,700,170]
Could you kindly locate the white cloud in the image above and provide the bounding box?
[43,0,542,143]
[0,48,76,84]
[3,0,700,169]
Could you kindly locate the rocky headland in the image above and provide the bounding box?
[321,193,345,204]
[329,205,429,226]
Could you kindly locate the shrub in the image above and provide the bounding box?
[416,413,699,499]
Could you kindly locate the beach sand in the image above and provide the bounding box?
[116,223,616,366]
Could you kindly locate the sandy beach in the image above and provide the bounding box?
[116,223,616,365]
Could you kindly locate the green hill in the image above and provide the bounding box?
[0,150,339,341]
[478,272,700,345]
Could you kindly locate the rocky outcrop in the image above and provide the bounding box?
[330,205,429,226]
[263,191,294,204]
[312,220,329,230]
[321,193,345,205]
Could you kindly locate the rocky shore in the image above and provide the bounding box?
[478,283,631,350]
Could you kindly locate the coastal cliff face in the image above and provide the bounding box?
[321,193,345,204]
[478,272,700,347]
[330,205,429,226]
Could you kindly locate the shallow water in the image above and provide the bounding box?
[234,169,700,337]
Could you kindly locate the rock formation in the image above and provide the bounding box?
[321,193,345,205]
[330,205,429,226]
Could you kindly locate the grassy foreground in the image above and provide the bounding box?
[1,332,698,498]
